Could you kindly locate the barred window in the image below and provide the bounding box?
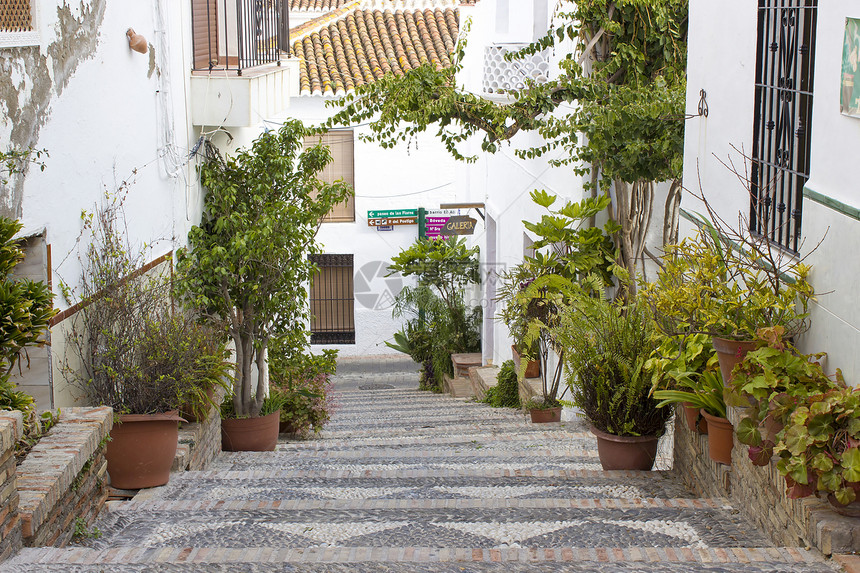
[749,0,817,253]
[304,131,355,223]
[309,254,355,345]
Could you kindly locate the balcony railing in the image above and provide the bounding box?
[192,0,290,75]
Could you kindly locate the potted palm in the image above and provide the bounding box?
[560,293,671,470]
[176,121,352,451]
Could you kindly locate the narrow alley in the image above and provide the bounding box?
[2,358,835,572]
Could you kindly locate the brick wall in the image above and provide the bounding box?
[0,413,22,561]
[173,396,222,472]
[14,407,112,549]
[673,405,860,555]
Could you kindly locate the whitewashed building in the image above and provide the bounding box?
[0,0,300,407]
[683,0,860,383]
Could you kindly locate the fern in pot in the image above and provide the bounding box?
[559,291,671,470]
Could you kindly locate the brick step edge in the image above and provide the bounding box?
[6,545,825,566]
[107,497,731,512]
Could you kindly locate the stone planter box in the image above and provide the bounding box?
[673,404,860,555]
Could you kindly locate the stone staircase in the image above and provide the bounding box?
[1,360,837,572]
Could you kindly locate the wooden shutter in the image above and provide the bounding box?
[192,0,219,69]
[305,131,356,222]
[0,0,32,32]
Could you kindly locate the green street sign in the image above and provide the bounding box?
[367,209,417,218]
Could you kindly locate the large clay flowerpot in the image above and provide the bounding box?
[711,336,758,385]
[512,345,540,378]
[682,402,708,434]
[701,409,733,465]
[591,426,659,471]
[221,410,281,451]
[529,407,561,423]
[105,411,184,490]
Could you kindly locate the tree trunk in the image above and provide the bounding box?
[663,179,682,247]
[611,179,653,297]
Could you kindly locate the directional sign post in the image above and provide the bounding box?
[367,209,418,229]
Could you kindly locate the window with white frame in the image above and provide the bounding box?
[0,0,39,48]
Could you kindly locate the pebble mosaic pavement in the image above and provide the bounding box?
[2,358,838,572]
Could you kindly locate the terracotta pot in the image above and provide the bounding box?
[682,402,708,434]
[590,426,659,471]
[105,411,184,490]
[529,407,561,423]
[827,494,860,518]
[221,410,281,451]
[701,409,733,465]
[711,336,759,385]
[180,386,216,424]
[512,345,540,378]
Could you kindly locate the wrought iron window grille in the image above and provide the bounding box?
[309,254,355,345]
[749,0,817,254]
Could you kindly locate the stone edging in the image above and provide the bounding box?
[14,407,112,542]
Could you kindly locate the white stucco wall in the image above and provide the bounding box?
[684,0,860,382]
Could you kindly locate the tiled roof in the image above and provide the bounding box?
[290,0,350,11]
[293,7,459,96]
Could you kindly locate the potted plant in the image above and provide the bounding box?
[495,191,618,422]
[176,121,351,450]
[653,369,733,464]
[63,195,231,489]
[772,385,860,516]
[731,333,843,467]
[560,294,671,470]
[648,333,718,433]
[640,216,814,385]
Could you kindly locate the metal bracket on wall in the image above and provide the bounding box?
[698,89,709,118]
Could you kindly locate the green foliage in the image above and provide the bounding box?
[0,218,56,379]
[14,408,60,465]
[72,517,101,542]
[326,1,688,186]
[774,386,860,504]
[481,360,520,409]
[63,193,228,415]
[176,121,352,418]
[0,147,48,185]
[387,237,481,389]
[560,296,670,437]
[496,193,619,405]
[730,336,843,467]
[270,346,337,437]
[640,226,814,341]
[648,334,725,418]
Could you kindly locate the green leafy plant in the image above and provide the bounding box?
[560,295,671,437]
[386,237,481,390]
[653,370,726,420]
[640,220,814,341]
[731,334,843,466]
[177,121,352,418]
[481,360,520,409]
[270,346,337,437]
[72,517,101,542]
[773,385,860,505]
[496,192,618,407]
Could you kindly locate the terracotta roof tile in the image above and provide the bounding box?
[293,7,460,96]
[289,0,350,11]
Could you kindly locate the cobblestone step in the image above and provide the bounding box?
[3,545,832,572]
[1,368,838,571]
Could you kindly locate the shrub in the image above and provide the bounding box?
[481,360,520,408]
[270,346,338,437]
